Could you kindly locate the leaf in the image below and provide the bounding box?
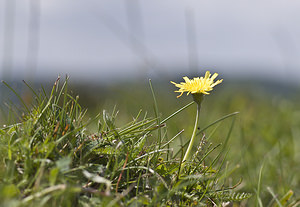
[0,184,20,198]
[49,168,59,185]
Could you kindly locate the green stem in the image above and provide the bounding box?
[180,102,201,175]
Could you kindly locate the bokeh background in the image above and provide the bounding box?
[0,1,300,204]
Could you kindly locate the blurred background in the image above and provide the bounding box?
[1,0,300,84]
[0,1,300,204]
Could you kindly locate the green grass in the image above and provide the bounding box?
[0,77,299,206]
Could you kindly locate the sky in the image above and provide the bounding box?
[1,0,300,84]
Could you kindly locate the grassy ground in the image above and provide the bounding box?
[0,76,299,206]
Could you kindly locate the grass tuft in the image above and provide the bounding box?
[1,78,298,206]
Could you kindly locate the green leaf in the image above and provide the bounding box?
[0,184,20,198]
[49,168,59,185]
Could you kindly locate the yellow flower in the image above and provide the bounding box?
[171,71,223,98]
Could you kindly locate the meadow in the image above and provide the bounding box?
[0,76,299,206]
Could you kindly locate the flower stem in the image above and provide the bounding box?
[180,102,201,176]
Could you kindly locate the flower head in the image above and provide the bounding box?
[171,71,223,98]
